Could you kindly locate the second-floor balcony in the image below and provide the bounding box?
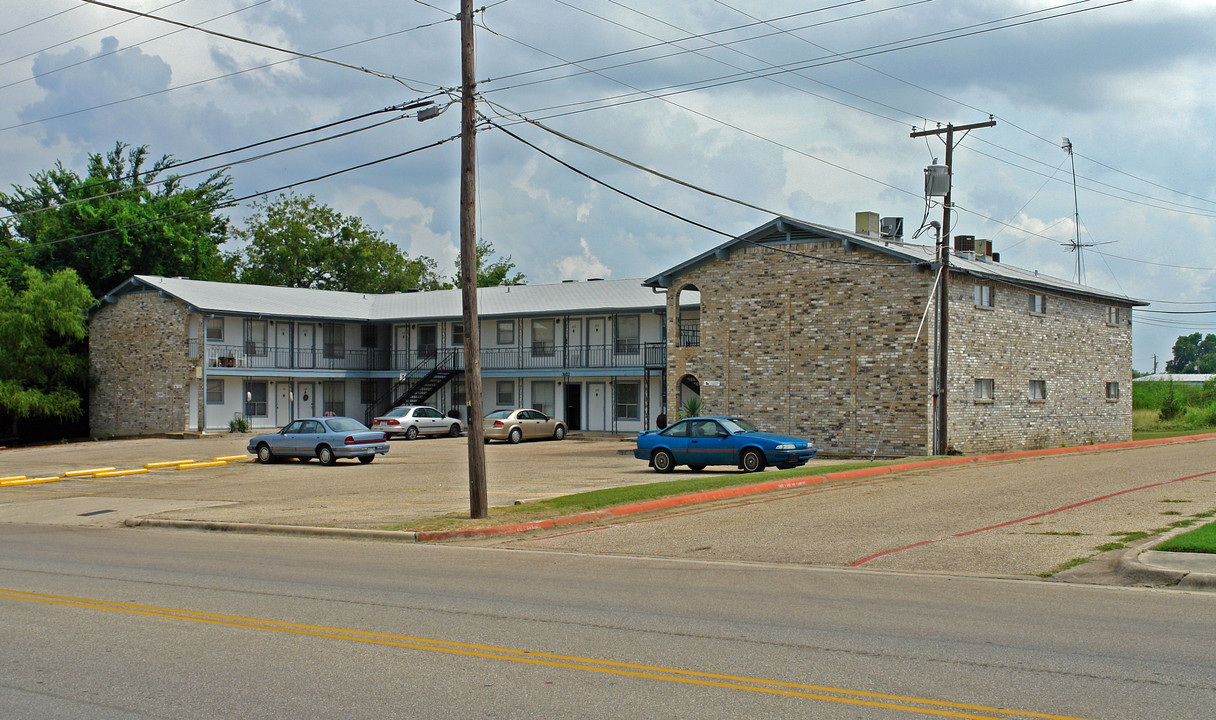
[193,340,667,373]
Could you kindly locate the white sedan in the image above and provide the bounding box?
[371,405,463,440]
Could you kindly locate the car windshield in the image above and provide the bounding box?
[485,410,512,419]
[325,417,369,432]
[719,418,760,434]
[385,407,411,418]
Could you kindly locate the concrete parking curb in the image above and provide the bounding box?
[124,517,417,542]
[1116,523,1216,591]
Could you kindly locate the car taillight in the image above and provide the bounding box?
[345,436,355,445]
[388,419,399,425]
[493,420,505,427]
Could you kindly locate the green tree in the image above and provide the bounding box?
[232,193,443,293]
[452,238,526,288]
[1166,332,1216,373]
[0,267,93,436]
[0,142,234,297]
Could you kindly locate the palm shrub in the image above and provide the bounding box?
[678,396,702,419]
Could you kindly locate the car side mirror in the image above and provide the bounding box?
[717,431,729,438]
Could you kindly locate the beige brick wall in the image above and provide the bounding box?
[666,240,934,456]
[946,275,1133,454]
[664,238,1134,457]
[90,292,195,438]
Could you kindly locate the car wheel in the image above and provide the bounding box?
[651,449,675,473]
[405,426,419,441]
[508,428,523,444]
[553,425,566,441]
[358,455,374,464]
[256,443,274,464]
[688,464,706,472]
[449,423,462,438]
[741,448,765,473]
[317,445,336,466]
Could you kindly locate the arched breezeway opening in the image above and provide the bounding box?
[676,284,700,348]
[677,373,701,416]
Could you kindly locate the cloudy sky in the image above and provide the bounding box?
[3,0,1215,371]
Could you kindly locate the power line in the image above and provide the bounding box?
[0,3,84,40]
[0,0,190,71]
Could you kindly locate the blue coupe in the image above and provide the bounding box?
[247,416,390,466]
[634,417,816,473]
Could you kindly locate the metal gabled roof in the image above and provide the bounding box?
[644,216,1147,307]
[101,275,684,322]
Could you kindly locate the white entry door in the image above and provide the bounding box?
[297,382,315,418]
[276,321,292,367]
[587,382,606,432]
[394,325,410,369]
[297,324,315,368]
[276,382,293,425]
[588,318,605,365]
[567,319,582,367]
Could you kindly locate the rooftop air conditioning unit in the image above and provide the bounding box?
[855,211,881,237]
[880,217,904,241]
[953,235,975,253]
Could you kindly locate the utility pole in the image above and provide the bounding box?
[911,118,995,455]
[460,0,488,517]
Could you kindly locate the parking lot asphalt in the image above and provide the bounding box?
[3,432,1215,587]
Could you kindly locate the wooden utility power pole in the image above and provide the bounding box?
[460,0,488,517]
[910,118,995,456]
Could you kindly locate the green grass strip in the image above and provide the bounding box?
[1155,520,1216,554]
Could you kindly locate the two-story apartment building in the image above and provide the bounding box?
[89,277,681,437]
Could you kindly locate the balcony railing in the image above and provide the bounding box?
[678,319,700,348]
[191,340,666,372]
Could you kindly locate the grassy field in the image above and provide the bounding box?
[1155,520,1216,554]
[1132,379,1216,438]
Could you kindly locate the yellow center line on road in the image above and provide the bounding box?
[0,586,1092,720]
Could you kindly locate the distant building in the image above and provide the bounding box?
[1133,373,1214,385]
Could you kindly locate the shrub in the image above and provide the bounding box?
[228,416,250,433]
[1159,387,1182,420]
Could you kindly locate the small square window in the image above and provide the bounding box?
[452,323,464,346]
[1106,381,1120,401]
[1029,294,1046,315]
[1106,307,1125,325]
[206,378,224,404]
[974,378,994,401]
[206,321,224,341]
[974,285,994,308]
[496,380,515,406]
[1028,380,1046,401]
[497,320,515,345]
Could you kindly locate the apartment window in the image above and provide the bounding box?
[973,285,994,308]
[206,320,223,342]
[615,382,640,420]
[974,378,994,402]
[1029,294,1046,315]
[451,323,464,347]
[1028,380,1046,402]
[532,381,555,417]
[243,319,267,357]
[361,380,378,405]
[243,381,268,417]
[361,324,377,348]
[615,314,640,353]
[497,320,515,345]
[532,319,555,356]
[323,323,345,359]
[206,378,224,405]
[1106,381,1120,401]
[323,380,345,416]
[1106,307,1125,325]
[496,380,515,406]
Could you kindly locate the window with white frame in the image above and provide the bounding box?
[532,381,555,417]
[323,323,346,359]
[974,378,994,401]
[451,323,464,346]
[531,319,555,356]
[244,319,268,356]
[1029,293,1046,315]
[243,380,268,417]
[1028,380,1046,402]
[323,380,345,416]
[1106,306,1124,325]
[615,315,640,353]
[496,380,515,406]
[206,378,224,404]
[206,320,223,341]
[1106,381,1120,401]
[497,320,515,345]
[615,382,640,420]
[973,285,994,308]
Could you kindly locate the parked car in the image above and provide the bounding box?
[247,416,389,466]
[372,405,463,440]
[483,408,566,444]
[634,416,816,473]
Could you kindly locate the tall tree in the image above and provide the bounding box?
[1166,332,1216,374]
[0,142,234,297]
[0,267,93,436]
[452,238,525,288]
[232,193,443,293]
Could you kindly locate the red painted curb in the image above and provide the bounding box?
[414,433,1216,542]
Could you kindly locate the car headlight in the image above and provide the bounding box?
[775,444,794,451]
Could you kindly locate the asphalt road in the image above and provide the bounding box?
[1,525,1212,719]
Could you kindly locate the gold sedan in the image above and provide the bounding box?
[482,409,567,444]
